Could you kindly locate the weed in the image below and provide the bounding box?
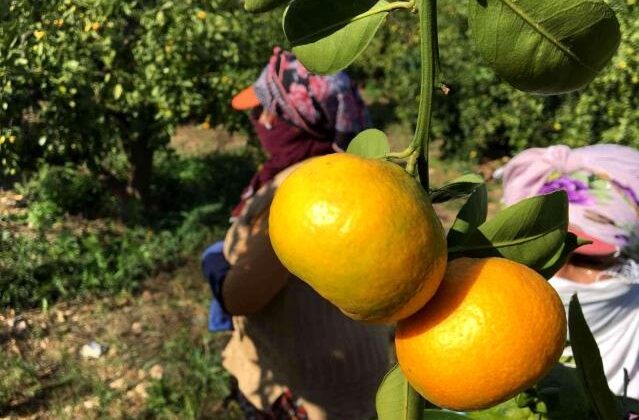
[143,333,240,419]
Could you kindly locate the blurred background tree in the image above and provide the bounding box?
[0,0,282,200]
[1,0,637,193]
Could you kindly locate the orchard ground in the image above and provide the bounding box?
[0,125,503,419]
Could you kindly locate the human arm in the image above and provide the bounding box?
[222,212,290,315]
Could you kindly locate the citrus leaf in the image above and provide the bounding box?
[283,0,390,74]
[468,0,621,94]
[568,295,623,420]
[430,174,485,204]
[537,232,579,279]
[621,397,639,417]
[446,183,488,247]
[376,364,425,420]
[244,0,289,13]
[449,191,577,278]
[534,364,592,419]
[465,394,539,419]
[347,128,390,158]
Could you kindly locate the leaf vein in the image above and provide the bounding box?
[497,0,597,74]
[448,224,565,254]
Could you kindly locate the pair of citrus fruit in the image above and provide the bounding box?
[268,153,567,411]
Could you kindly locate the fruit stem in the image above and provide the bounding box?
[405,149,420,176]
[410,0,438,191]
[385,146,417,161]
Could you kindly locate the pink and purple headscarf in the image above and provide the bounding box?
[501,144,639,257]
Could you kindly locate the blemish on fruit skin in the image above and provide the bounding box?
[308,201,340,226]
[436,304,484,350]
[337,217,353,235]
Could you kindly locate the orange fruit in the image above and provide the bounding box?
[395,257,567,411]
[269,153,447,323]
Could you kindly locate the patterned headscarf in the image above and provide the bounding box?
[501,144,639,257]
[253,47,369,142]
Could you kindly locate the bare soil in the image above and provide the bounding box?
[0,260,236,419]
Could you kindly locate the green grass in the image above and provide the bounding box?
[143,333,243,420]
[0,144,260,417]
[0,334,241,419]
[0,257,243,418]
[1,204,227,309]
[1,148,257,309]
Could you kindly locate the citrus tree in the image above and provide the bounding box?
[247,0,638,418]
[355,0,639,160]
[0,0,281,198]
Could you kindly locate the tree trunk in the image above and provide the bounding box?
[126,135,153,203]
[109,108,158,221]
[126,136,153,206]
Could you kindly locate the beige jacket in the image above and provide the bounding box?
[222,165,390,420]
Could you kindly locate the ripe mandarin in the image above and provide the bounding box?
[396,257,567,410]
[269,153,447,323]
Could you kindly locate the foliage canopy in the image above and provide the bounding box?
[0,0,281,192]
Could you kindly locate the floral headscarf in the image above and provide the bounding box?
[253,47,369,143]
[501,144,639,257]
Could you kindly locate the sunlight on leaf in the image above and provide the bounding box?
[431,174,485,204]
[347,128,391,158]
[376,364,425,420]
[468,0,620,94]
[283,0,390,73]
[449,191,578,279]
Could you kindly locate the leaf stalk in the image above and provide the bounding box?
[410,0,438,191]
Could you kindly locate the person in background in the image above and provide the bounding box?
[500,144,639,399]
[201,48,388,420]
[229,46,370,220]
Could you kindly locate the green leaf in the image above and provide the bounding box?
[424,409,468,419]
[283,0,390,74]
[536,232,579,279]
[534,364,592,419]
[0,2,8,19]
[376,364,425,420]
[449,191,578,278]
[466,394,538,419]
[430,174,485,204]
[621,397,639,417]
[346,128,390,158]
[468,0,621,94]
[569,295,623,420]
[446,183,488,247]
[244,0,289,13]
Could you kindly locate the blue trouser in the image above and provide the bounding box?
[201,241,233,332]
